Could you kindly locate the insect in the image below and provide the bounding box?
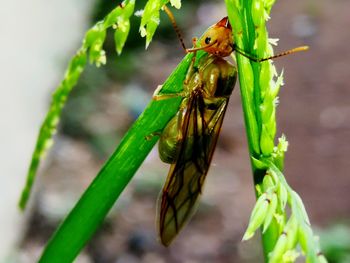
[154,6,308,246]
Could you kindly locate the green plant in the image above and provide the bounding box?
[19,0,326,262]
[226,0,326,262]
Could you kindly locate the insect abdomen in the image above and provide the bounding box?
[159,114,183,163]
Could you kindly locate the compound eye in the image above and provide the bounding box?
[205,37,211,45]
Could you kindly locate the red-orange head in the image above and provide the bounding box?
[196,17,233,57]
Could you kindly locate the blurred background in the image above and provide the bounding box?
[1,0,350,262]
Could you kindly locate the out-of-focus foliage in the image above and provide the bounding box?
[19,0,135,209]
[320,224,350,263]
[60,0,201,157]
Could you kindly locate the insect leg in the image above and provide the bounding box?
[184,51,197,85]
[152,85,186,101]
[203,97,228,134]
[145,131,163,141]
[153,93,186,101]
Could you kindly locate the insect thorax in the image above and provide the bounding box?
[158,56,237,164]
[197,56,237,98]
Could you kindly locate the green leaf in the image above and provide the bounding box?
[38,52,206,263]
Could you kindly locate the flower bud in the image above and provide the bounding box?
[298,226,308,253]
[251,156,268,170]
[260,124,274,155]
[277,183,288,211]
[243,193,270,240]
[285,217,299,250]
[293,191,310,224]
[114,19,130,55]
[282,250,300,262]
[262,173,275,191]
[259,62,272,98]
[252,0,264,27]
[263,192,278,232]
[170,0,181,9]
[269,232,288,263]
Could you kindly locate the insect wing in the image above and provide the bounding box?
[158,92,229,246]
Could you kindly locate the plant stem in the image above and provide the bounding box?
[225,0,280,260]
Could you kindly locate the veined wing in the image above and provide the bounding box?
[158,90,229,246]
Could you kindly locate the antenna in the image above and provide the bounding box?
[234,45,309,62]
[162,6,309,61]
[163,5,187,52]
